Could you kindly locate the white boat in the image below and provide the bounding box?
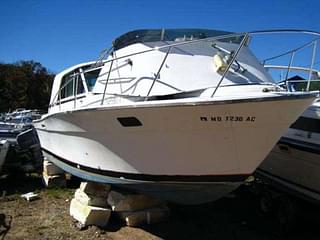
[34,29,317,204]
[0,109,34,144]
[0,109,43,174]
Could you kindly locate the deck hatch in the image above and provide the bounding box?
[117,117,142,127]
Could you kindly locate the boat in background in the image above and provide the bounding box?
[34,29,317,204]
[257,38,320,202]
[0,109,43,174]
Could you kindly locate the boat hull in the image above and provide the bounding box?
[258,141,320,202]
[43,149,244,204]
[35,95,314,204]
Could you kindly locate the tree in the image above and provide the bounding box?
[0,61,54,113]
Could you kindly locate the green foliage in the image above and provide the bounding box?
[292,81,320,91]
[45,187,74,199]
[0,61,54,112]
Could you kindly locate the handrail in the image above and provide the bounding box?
[249,29,320,36]
[262,38,318,64]
[52,29,320,109]
[94,46,113,68]
[211,33,249,97]
[146,46,172,97]
[260,32,320,92]
[307,40,318,91]
[264,65,320,75]
[101,59,114,105]
[284,51,295,89]
[265,65,320,92]
[74,74,78,109]
[283,79,320,83]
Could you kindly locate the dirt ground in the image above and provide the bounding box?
[1,174,320,240]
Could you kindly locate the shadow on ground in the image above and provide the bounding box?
[0,174,44,196]
[139,188,320,240]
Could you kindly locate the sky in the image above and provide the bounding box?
[1,0,320,74]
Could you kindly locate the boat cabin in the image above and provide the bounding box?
[48,28,273,113]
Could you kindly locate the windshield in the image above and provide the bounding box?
[113,28,243,50]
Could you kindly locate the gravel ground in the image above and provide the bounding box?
[1,174,320,240]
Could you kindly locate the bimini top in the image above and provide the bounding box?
[113,28,243,50]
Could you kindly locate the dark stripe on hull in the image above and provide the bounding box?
[42,148,250,183]
[279,137,320,155]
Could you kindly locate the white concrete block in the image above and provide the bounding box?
[116,205,170,227]
[74,189,108,208]
[43,160,64,175]
[107,190,163,212]
[21,192,39,202]
[42,171,66,188]
[70,198,111,227]
[79,182,110,198]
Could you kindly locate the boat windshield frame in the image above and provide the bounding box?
[113,28,244,50]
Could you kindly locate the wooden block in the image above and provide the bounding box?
[43,160,64,175]
[79,182,110,198]
[74,188,108,208]
[70,198,111,227]
[116,205,170,227]
[42,171,66,188]
[108,190,164,212]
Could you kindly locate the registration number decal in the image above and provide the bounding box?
[200,116,256,122]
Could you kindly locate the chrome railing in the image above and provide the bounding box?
[52,29,320,109]
[211,33,249,97]
[262,33,320,92]
[51,31,248,107]
[264,67,320,92]
[146,46,172,98]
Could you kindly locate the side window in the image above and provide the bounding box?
[76,75,85,94]
[60,74,74,99]
[60,69,85,99]
[84,69,101,92]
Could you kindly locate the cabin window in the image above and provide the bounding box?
[76,75,85,94]
[60,74,75,99]
[84,69,101,91]
[60,70,85,99]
